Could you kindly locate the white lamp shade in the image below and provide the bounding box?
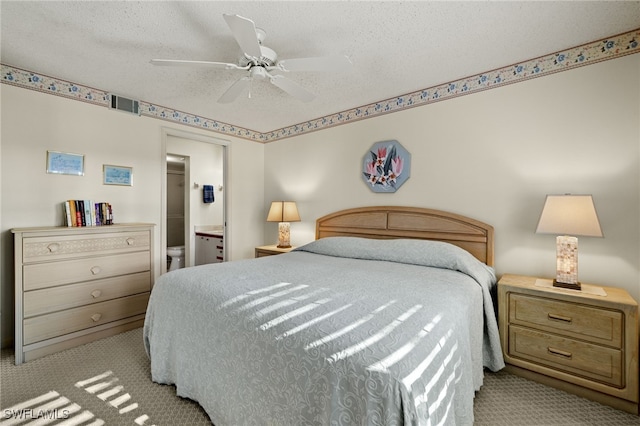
[536,194,603,237]
[267,201,301,222]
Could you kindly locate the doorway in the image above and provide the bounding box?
[161,128,229,274]
[166,154,186,269]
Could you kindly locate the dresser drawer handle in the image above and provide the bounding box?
[90,266,102,275]
[91,290,102,299]
[126,238,134,245]
[47,243,60,253]
[548,313,572,324]
[91,313,102,322]
[548,347,572,359]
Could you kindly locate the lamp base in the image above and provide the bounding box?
[552,279,581,291]
[277,222,291,249]
[555,235,579,289]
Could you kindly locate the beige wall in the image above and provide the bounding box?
[1,54,638,349]
[264,54,640,301]
[0,84,264,346]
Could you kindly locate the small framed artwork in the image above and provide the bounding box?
[46,151,85,176]
[103,164,133,186]
[362,140,411,193]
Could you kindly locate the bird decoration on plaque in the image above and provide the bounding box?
[362,140,411,193]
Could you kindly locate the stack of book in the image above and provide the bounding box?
[63,200,113,227]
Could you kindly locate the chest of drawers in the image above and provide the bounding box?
[498,274,639,414]
[12,223,155,364]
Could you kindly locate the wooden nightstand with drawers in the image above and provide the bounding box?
[498,274,639,414]
[255,245,295,258]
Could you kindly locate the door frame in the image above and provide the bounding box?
[161,127,229,274]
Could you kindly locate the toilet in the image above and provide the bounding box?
[167,245,185,271]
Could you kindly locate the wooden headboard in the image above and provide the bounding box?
[316,206,494,266]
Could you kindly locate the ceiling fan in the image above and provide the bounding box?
[151,14,353,103]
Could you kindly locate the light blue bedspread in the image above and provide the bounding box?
[144,237,504,425]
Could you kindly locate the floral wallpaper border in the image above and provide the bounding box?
[2,29,638,143]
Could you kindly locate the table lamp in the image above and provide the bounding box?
[535,194,603,290]
[267,201,301,248]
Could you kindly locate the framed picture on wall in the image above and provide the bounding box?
[103,164,133,186]
[362,140,411,193]
[46,150,85,176]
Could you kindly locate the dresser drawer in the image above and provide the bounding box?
[509,325,623,387]
[255,250,274,257]
[23,251,150,291]
[24,293,150,345]
[22,231,151,263]
[509,293,623,347]
[24,271,151,318]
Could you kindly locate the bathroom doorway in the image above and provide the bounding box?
[161,128,229,274]
[166,154,186,270]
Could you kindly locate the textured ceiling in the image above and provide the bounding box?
[2,1,639,133]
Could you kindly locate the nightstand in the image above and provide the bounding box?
[498,274,639,414]
[255,245,295,258]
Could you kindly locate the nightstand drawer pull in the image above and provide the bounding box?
[548,347,572,359]
[548,313,572,324]
[90,313,102,322]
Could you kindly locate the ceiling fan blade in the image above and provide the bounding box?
[218,76,251,103]
[269,74,316,102]
[276,55,353,72]
[223,14,262,59]
[150,59,248,70]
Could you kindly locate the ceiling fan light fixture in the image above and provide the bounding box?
[250,67,268,80]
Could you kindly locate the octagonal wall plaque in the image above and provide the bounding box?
[362,140,411,193]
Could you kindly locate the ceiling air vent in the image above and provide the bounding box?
[109,94,140,115]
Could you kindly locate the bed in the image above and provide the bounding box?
[144,206,505,425]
